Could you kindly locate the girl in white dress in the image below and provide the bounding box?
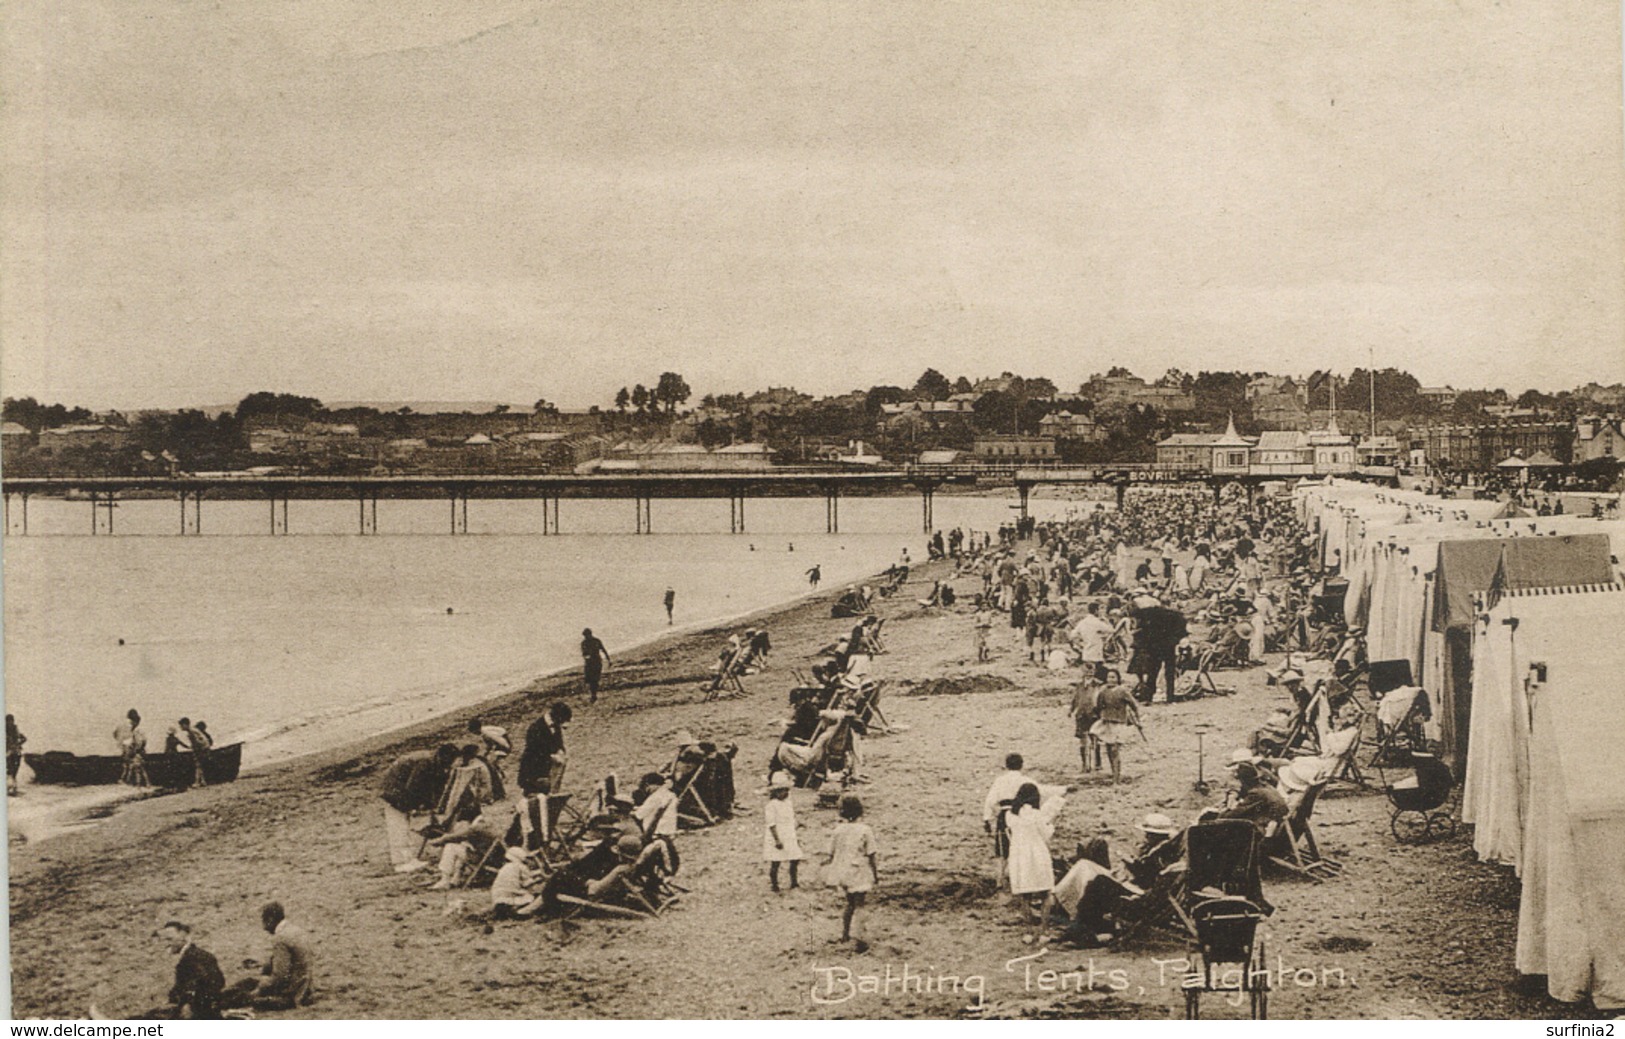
[1005,781,1067,944]
[824,794,879,952]
[764,771,802,892]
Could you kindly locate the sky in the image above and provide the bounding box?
[2,1,1622,412]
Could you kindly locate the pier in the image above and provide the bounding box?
[0,462,1314,536]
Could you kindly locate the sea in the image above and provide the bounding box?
[1,491,1090,839]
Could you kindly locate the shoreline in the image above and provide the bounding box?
[6,562,898,845]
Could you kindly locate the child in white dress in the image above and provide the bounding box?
[764,771,802,892]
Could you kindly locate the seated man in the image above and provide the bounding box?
[1121,812,1185,888]
[226,902,316,1010]
[633,772,680,839]
[1216,762,1289,838]
[149,921,225,1020]
[537,834,647,913]
[425,805,507,890]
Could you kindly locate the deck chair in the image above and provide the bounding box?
[704,647,749,701]
[1265,781,1343,882]
[663,742,736,828]
[1368,686,1430,768]
[1316,716,1366,788]
[508,793,583,869]
[845,679,895,734]
[773,712,854,789]
[552,839,682,921]
[1176,648,1235,699]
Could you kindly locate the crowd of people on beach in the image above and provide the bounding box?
[126,480,1386,1018]
[946,486,1370,951]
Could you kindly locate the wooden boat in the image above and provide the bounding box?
[23,742,243,788]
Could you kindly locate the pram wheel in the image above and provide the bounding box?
[1426,813,1457,840]
[1390,810,1428,843]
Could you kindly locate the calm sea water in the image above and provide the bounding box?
[2,493,1077,787]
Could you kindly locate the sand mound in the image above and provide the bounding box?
[886,871,999,910]
[900,675,1016,698]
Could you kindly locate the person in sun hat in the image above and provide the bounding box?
[1218,761,1289,838]
[763,770,803,892]
[1123,811,1185,887]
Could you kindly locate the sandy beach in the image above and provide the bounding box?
[5,559,1582,1020]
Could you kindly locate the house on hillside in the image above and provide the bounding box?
[1,421,33,463]
[1253,392,1311,430]
[1037,410,1102,441]
[1418,386,1459,409]
[828,440,886,466]
[1575,416,1625,462]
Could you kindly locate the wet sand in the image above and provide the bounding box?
[6,560,1578,1019]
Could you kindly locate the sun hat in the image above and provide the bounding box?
[769,771,793,791]
[672,729,699,747]
[1139,812,1178,836]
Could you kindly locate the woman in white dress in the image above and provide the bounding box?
[1005,781,1067,944]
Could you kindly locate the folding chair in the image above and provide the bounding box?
[1367,687,1430,769]
[1265,781,1343,882]
[670,756,718,827]
[552,841,682,921]
[704,648,749,702]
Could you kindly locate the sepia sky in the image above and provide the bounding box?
[2,1,1622,411]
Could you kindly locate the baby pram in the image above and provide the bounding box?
[1171,820,1273,1020]
[1379,750,1456,843]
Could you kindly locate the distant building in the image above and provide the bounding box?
[1573,383,1625,409]
[1,421,33,464]
[1089,375,1194,414]
[602,440,775,471]
[972,435,1055,461]
[1155,433,1218,469]
[743,388,812,416]
[1252,392,1311,430]
[1037,410,1102,441]
[1416,421,1574,470]
[1307,419,1356,474]
[916,449,963,466]
[1575,416,1625,462]
[1246,375,1302,402]
[1418,386,1458,409]
[1209,416,1254,475]
[35,424,131,454]
[383,438,428,463]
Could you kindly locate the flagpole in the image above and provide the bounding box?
[1368,347,1377,439]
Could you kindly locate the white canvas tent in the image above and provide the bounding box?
[1466,583,1625,1009]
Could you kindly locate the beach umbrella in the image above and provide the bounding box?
[1495,455,1530,470]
